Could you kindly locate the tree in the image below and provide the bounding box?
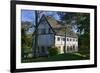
[21,21,32,48]
[21,21,33,59]
[57,12,90,56]
[48,46,59,56]
[32,11,42,57]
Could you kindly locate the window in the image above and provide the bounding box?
[41,46,45,53]
[62,38,65,41]
[48,28,51,33]
[70,38,72,41]
[70,46,72,51]
[67,46,69,51]
[41,29,46,34]
[73,45,75,49]
[57,37,60,41]
[73,45,75,51]
[67,38,69,41]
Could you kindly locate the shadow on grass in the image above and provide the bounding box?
[21,53,89,63]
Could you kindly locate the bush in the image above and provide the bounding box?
[21,47,32,59]
[48,46,59,56]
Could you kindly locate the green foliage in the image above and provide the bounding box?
[78,32,90,58]
[22,53,88,63]
[21,21,33,59]
[48,46,59,56]
[58,12,90,57]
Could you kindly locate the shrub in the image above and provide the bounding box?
[21,47,32,59]
[48,46,59,56]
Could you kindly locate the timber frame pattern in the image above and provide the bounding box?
[10,0,97,73]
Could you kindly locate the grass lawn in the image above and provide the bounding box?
[22,53,89,63]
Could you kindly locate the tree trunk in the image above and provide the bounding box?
[32,11,38,58]
[64,27,67,53]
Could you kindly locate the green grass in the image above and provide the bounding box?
[22,53,89,63]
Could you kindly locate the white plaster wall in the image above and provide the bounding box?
[55,35,78,53]
[55,36,78,46]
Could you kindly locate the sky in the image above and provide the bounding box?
[21,10,60,24]
[21,10,61,34]
[21,10,35,22]
[21,10,78,33]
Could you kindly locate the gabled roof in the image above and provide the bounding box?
[38,15,78,38]
[45,16,63,28]
[54,28,78,38]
